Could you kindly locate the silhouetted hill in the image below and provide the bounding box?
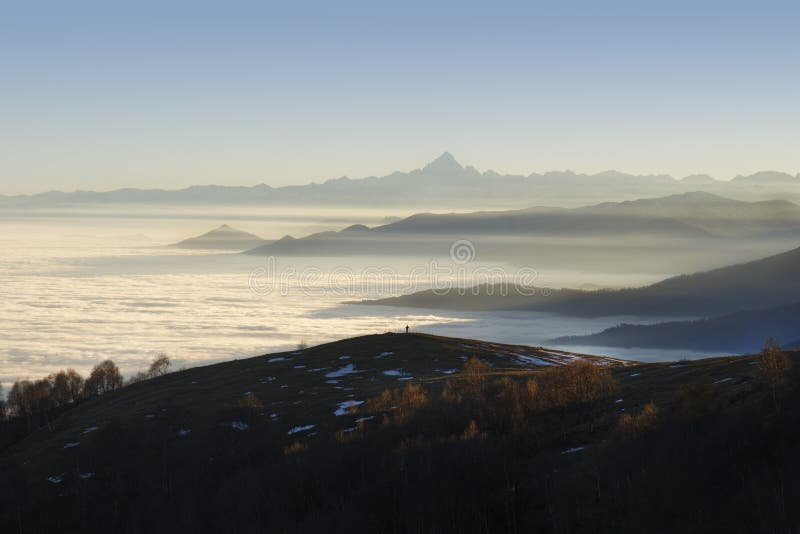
[732,171,799,184]
[245,192,800,257]
[171,224,266,250]
[3,333,799,533]
[551,302,800,353]
[373,201,714,237]
[578,192,800,237]
[681,174,718,184]
[364,245,800,318]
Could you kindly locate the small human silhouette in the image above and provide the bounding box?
[405,325,409,334]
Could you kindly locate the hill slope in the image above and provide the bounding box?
[171,224,266,250]
[3,333,798,533]
[551,301,800,352]
[246,192,800,257]
[365,244,800,318]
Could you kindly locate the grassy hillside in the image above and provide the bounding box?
[2,334,799,532]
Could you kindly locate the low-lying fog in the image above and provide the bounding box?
[2,205,794,383]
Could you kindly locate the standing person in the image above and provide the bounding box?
[405,325,409,334]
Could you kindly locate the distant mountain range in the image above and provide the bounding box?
[243,192,800,257]
[550,302,800,353]
[364,244,800,319]
[171,225,265,250]
[2,153,798,209]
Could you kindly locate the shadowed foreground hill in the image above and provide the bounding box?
[364,244,800,318]
[2,334,799,533]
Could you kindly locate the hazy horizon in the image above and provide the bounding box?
[3,0,799,194]
[3,151,799,197]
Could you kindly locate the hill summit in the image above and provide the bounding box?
[171,224,265,250]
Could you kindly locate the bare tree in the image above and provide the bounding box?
[756,338,792,412]
[147,353,172,378]
[51,369,84,406]
[5,379,54,423]
[64,368,84,402]
[84,360,123,396]
[7,381,32,417]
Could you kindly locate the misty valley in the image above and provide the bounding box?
[4,177,799,385]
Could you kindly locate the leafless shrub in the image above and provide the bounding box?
[238,393,263,411]
[462,356,491,388]
[532,360,619,411]
[148,353,172,377]
[460,419,486,441]
[756,338,792,411]
[679,378,722,418]
[619,402,659,437]
[283,441,308,455]
[364,383,429,425]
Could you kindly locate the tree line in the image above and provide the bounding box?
[0,354,171,450]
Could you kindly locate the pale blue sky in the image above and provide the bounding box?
[1,0,798,194]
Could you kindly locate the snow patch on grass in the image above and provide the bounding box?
[510,353,556,366]
[334,400,364,416]
[287,424,315,435]
[325,364,358,378]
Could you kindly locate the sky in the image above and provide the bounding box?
[1,0,798,194]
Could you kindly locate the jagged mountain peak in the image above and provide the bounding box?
[422,151,464,173]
